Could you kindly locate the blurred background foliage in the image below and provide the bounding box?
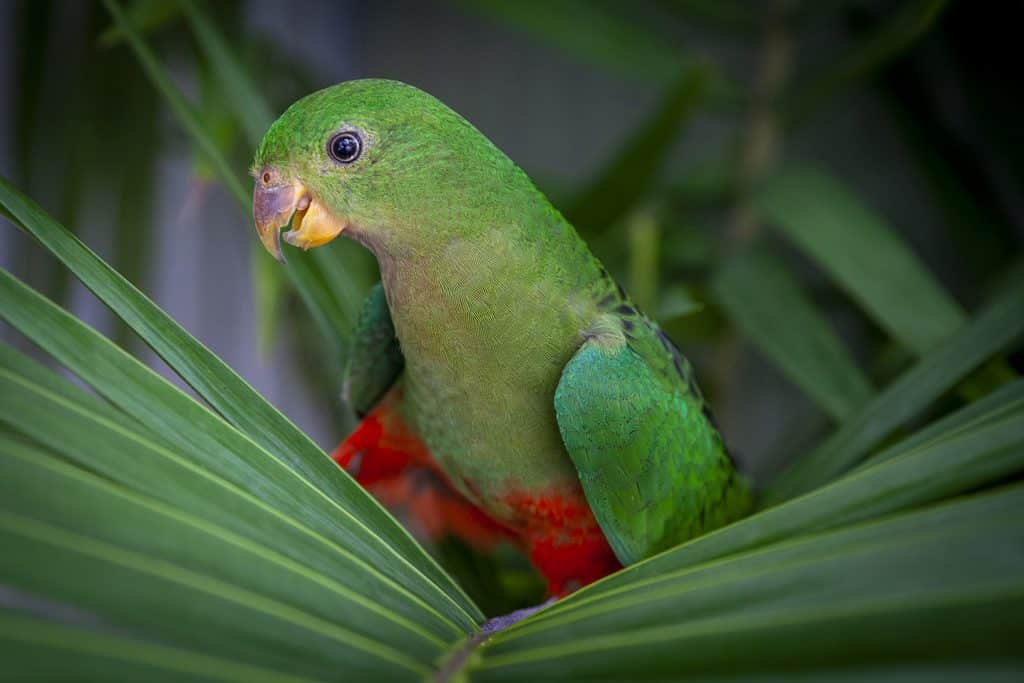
[1,0,1022,612]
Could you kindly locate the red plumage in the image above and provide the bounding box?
[331,390,620,596]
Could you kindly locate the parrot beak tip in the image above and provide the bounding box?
[253,171,346,261]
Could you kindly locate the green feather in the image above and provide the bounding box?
[342,283,403,418]
[555,316,752,565]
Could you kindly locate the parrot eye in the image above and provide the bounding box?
[328,132,362,164]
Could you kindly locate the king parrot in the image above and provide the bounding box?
[252,79,752,596]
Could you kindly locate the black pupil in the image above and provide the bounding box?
[332,134,360,161]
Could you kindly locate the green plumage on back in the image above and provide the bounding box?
[253,79,752,586]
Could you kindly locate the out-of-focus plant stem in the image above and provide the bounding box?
[627,209,661,313]
[712,0,796,406]
[725,2,794,245]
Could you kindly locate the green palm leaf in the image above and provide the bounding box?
[757,165,972,355]
[0,181,479,628]
[766,274,1024,502]
[713,246,875,421]
[0,435,434,678]
[467,484,1024,680]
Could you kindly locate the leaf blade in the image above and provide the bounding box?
[713,247,874,421]
[756,165,964,355]
[765,276,1024,502]
[0,343,455,651]
[0,266,480,636]
[0,612,326,683]
[0,435,438,676]
[0,175,482,626]
[470,485,1024,680]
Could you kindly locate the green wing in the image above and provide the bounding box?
[554,324,752,566]
[341,282,404,417]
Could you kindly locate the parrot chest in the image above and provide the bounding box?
[378,235,590,527]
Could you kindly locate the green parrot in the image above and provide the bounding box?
[252,79,751,596]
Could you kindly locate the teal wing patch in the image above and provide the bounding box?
[341,283,404,417]
[554,333,751,566]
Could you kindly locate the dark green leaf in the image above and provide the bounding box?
[469,485,1024,680]
[99,0,181,47]
[566,67,708,238]
[0,436,433,679]
[177,0,273,149]
[765,276,1024,502]
[660,0,760,35]
[0,611,328,682]
[785,0,952,125]
[713,247,874,421]
[756,166,964,354]
[457,0,702,86]
[0,266,481,633]
[862,379,1024,468]
[100,0,247,207]
[0,345,459,655]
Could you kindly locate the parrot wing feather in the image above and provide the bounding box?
[554,327,751,566]
[342,282,404,417]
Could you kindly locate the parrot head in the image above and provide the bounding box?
[252,78,522,262]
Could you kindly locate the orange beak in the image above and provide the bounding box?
[253,171,347,263]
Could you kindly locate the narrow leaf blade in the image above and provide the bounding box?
[756,165,964,355]
[713,247,874,421]
[766,276,1024,501]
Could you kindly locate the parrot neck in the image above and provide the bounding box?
[350,197,601,391]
